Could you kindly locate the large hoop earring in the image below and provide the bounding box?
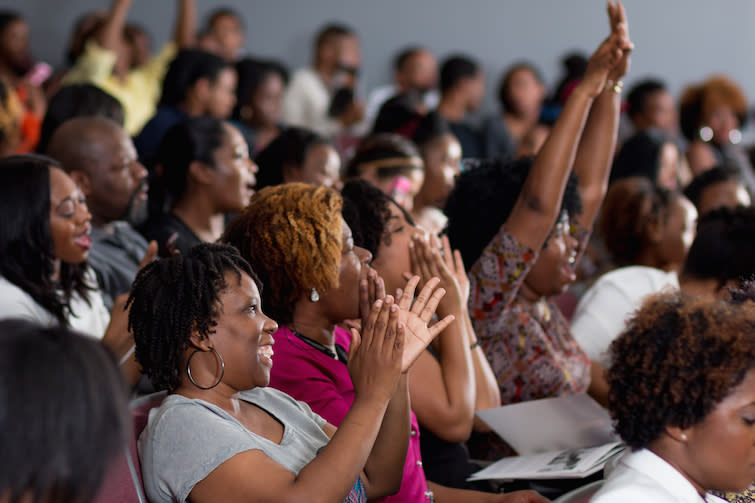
[187,348,225,390]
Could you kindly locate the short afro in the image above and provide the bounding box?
[222,183,343,325]
[607,291,755,449]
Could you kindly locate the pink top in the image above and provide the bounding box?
[268,326,432,503]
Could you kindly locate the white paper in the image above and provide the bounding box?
[475,393,618,456]
[468,442,625,481]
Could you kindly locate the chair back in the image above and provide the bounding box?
[91,392,167,503]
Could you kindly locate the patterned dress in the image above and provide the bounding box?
[470,223,592,403]
[713,487,755,503]
[467,224,592,459]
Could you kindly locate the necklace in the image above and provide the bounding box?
[287,328,347,363]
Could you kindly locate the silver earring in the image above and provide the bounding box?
[680,433,688,441]
[729,128,743,144]
[310,288,320,302]
[699,126,713,142]
[187,347,225,390]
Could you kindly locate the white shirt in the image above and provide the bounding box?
[592,449,726,503]
[282,67,344,138]
[571,266,679,366]
[0,269,109,339]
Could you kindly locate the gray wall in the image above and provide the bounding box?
[5,0,755,113]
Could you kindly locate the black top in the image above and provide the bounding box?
[448,120,485,160]
[418,346,490,491]
[139,212,202,257]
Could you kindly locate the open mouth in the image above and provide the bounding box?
[258,345,274,367]
[73,229,92,251]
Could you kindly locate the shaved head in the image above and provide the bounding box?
[45,116,124,176]
[45,116,147,227]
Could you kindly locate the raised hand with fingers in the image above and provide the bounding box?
[606,1,633,83]
[578,2,633,98]
[441,235,470,306]
[408,234,463,318]
[395,275,455,371]
[344,263,386,333]
[348,296,404,403]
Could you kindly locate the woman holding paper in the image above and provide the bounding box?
[593,290,755,503]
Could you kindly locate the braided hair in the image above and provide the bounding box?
[126,243,260,391]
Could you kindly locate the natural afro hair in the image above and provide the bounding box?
[127,243,259,391]
[607,291,755,449]
[445,157,581,270]
[221,183,343,325]
[679,75,748,142]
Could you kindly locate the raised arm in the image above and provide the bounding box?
[173,0,196,48]
[97,0,132,53]
[572,1,633,230]
[504,23,626,253]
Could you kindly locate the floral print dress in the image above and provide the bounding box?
[467,224,593,459]
[469,224,592,405]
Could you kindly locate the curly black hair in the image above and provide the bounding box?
[682,205,755,288]
[341,179,415,260]
[607,291,755,449]
[445,156,582,270]
[126,243,260,391]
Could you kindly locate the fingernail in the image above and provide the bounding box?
[375,300,383,307]
[391,304,398,312]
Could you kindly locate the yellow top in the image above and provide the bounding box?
[64,40,177,135]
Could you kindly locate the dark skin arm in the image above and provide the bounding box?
[504,23,627,254]
[408,235,476,443]
[572,1,633,231]
[172,0,197,48]
[97,0,131,53]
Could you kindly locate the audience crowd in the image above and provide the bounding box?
[2,2,755,503]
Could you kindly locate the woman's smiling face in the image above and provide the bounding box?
[48,166,92,264]
[209,271,279,390]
